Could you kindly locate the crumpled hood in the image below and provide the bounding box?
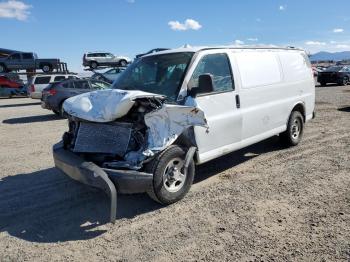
[63,89,165,122]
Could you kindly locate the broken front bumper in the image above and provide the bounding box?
[53,142,153,222]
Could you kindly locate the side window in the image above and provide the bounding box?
[54,76,66,82]
[22,53,34,59]
[62,82,73,88]
[74,81,90,89]
[90,80,110,89]
[34,76,51,84]
[9,53,21,60]
[188,53,234,92]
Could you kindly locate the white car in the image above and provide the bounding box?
[83,52,131,69]
[54,46,315,222]
[28,74,79,99]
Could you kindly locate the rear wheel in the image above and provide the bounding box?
[320,81,327,86]
[41,64,52,73]
[280,111,304,147]
[90,61,98,69]
[146,145,195,204]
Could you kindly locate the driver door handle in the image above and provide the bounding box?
[235,94,240,109]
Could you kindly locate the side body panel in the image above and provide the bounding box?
[183,49,315,164]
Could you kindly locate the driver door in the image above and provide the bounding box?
[189,52,242,163]
[6,53,22,70]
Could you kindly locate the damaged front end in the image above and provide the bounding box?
[53,89,207,222]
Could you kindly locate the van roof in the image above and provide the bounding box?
[142,45,305,57]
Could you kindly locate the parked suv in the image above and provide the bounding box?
[41,79,111,117]
[28,74,79,99]
[83,52,131,69]
[53,46,315,222]
[317,65,350,86]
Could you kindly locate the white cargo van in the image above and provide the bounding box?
[53,46,315,222]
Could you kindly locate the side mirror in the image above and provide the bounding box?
[189,74,214,97]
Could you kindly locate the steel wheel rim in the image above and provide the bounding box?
[163,157,186,193]
[291,118,301,139]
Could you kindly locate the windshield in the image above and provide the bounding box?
[324,66,343,72]
[112,52,194,102]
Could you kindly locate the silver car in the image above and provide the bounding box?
[83,52,131,69]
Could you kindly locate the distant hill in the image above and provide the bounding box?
[310,51,350,61]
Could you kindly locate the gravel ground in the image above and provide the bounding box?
[0,85,349,261]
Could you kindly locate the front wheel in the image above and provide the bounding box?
[280,111,304,147]
[119,60,127,67]
[340,77,349,86]
[146,145,195,204]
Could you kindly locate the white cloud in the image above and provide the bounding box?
[256,18,261,22]
[0,0,31,21]
[279,5,286,11]
[330,40,337,44]
[305,41,326,46]
[333,28,344,33]
[336,44,350,48]
[247,38,258,42]
[234,40,245,45]
[126,0,135,3]
[168,19,202,31]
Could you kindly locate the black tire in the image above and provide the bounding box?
[339,77,349,86]
[53,109,60,116]
[0,64,6,73]
[280,111,304,147]
[41,64,52,73]
[320,81,327,86]
[59,102,67,118]
[119,60,127,67]
[146,145,195,205]
[90,61,98,69]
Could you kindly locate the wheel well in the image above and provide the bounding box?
[292,103,305,121]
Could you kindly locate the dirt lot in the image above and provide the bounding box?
[0,85,349,261]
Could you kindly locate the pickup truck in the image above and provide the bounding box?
[0,52,60,73]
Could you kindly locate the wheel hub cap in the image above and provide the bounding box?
[163,158,186,193]
[291,119,301,139]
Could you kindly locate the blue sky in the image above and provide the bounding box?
[1,0,350,72]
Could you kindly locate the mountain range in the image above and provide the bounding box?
[309,51,350,61]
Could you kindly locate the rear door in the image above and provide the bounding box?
[188,51,242,163]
